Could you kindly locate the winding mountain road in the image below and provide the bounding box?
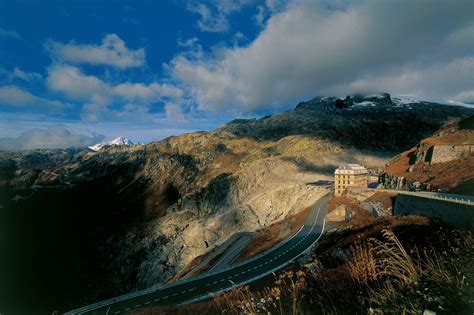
[65,193,330,314]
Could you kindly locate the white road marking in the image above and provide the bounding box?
[188,288,195,292]
[134,304,141,308]
[114,312,120,315]
[125,308,131,311]
[144,301,151,305]
[154,298,160,302]
[172,293,178,296]
[163,296,169,299]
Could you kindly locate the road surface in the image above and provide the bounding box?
[65,193,330,314]
[208,232,256,273]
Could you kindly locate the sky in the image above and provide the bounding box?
[0,0,473,150]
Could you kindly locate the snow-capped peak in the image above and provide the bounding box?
[89,136,138,151]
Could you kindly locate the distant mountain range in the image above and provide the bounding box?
[89,136,139,151]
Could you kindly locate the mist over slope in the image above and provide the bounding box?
[0,93,472,313]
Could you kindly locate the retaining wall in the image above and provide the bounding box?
[394,193,474,229]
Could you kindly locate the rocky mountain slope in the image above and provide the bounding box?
[0,93,472,313]
[380,116,474,194]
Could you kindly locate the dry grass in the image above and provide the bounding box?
[371,229,419,285]
[215,270,306,315]
[347,240,378,285]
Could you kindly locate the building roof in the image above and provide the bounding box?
[334,163,368,175]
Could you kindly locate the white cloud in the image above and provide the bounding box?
[164,102,186,122]
[9,67,43,82]
[0,85,66,109]
[253,5,267,27]
[453,90,474,105]
[45,34,145,69]
[264,0,288,12]
[0,126,104,151]
[187,0,254,32]
[215,0,254,14]
[47,65,111,102]
[46,64,184,121]
[0,28,21,40]
[254,0,288,27]
[114,82,182,103]
[187,3,229,32]
[171,0,474,112]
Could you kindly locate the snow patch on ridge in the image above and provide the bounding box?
[392,95,421,106]
[353,101,376,107]
[89,136,139,151]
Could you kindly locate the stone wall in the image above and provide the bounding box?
[393,193,474,229]
[429,144,473,164]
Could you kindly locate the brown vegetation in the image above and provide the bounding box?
[328,195,376,227]
[365,191,397,209]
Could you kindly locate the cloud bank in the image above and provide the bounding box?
[0,85,67,109]
[172,0,474,112]
[0,126,104,151]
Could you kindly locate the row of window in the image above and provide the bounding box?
[336,175,353,179]
[337,181,352,185]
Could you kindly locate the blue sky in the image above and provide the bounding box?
[0,0,473,150]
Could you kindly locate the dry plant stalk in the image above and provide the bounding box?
[371,229,419,285]
[421,249,467,289]
[347,240,378,285]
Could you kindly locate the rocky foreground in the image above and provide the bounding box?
[0,93,472,313]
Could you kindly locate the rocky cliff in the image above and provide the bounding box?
[0,93,472,313]
[380,116,474,193]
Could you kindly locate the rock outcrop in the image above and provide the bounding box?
[380,116,474,193]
